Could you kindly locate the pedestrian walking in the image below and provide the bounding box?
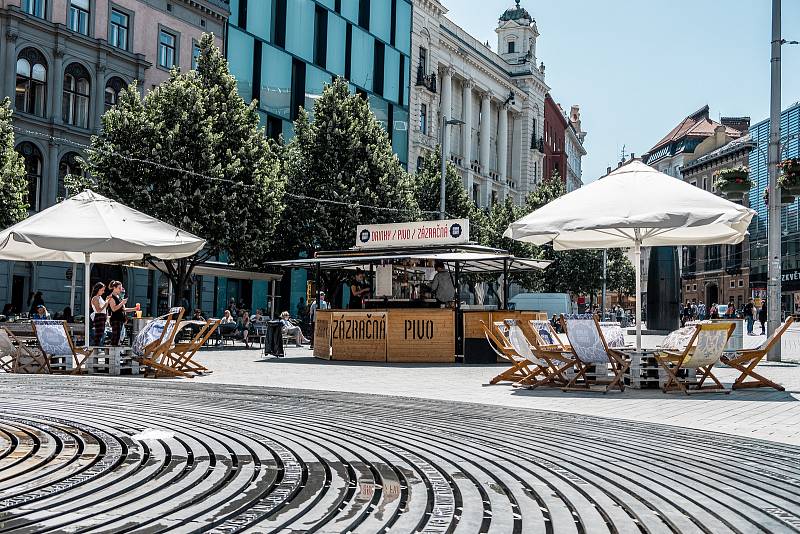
[759,301,767,335]
[744,298,756,335]
[710,303,719,319]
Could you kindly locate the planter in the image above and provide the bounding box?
[781,191,797,205]
[725,190,746,202]
[719,181,751,193]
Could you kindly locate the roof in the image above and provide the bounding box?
[500,0,533,22]
[647,105,742,154]
[268,244,550,274]
[681,133,756,173]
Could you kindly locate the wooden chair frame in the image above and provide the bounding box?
[512,320,577,389]
[0,327,50,374]
[494,320,556,388]
[720,317,794,391]
[138,308,187,378]
[31,320,89,375]
[560,316,630,394]
[164,319,220,376]
[656,322,735,395]
[480,320,537,385]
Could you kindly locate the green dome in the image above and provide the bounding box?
[500,0,532,22]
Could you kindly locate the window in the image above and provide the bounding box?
[229,28,254,101]
[730,280,735,289]
[369,0,391,42]
[17,142,42,211]
[350,26,374,90]
[507,40,515,54]
[158,29,177,69]
[63,63,91,128]
[418,46,427,76]
[104,76,125,111]
[416,156,423,171]
[392,107,408,165]
[693,284,697,291]
[15,49,47,117]
[21,0,45,19]
[326,13,346,75]
[58,152,83,200]
[702,177,708,191]
[313,5,327,68]
[304,64,331,120]
[191,42,201,69]
[246,0,272,41]
[68,0,90,35]
[394,0,411,55]
[110,9,129,50]
[285,0,315,61]
[260,43,291,118]
[686,285,691,292]
[419,103,427,134]
[739,280,744,287]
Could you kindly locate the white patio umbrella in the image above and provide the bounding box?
[0,190,206,346]
[504,160,755,350]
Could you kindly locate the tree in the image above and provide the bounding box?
[81,34,284,298]
[276,77,418,260]
[0,97,28,229]
[481,197,542,290]
[607,248,636,304]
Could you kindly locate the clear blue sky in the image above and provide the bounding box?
[441,0,800,183]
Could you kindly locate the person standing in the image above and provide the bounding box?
[429,261,456,305]
[238,309,251,348]
[309,292,329,349]
[90,282,108,346]
[759,300,768,335]
[349,269,370,309]
[107,281,135,345]
[744,298,756,335]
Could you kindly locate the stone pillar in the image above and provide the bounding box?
[46,140,58,209]
[94,61,106,131]
[479,91,492,207]
[462,79,474,192]
[5,28,19,108]
[440,66,453,158]
[52,46,65,125]
[498,104,508,199]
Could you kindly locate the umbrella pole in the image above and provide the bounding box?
[69,262,77,315]
[634,239,642,351]
[84,253,91,348]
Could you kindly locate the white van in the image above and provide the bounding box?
[509,293,573,317]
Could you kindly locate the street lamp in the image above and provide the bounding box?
[440,117,465,220]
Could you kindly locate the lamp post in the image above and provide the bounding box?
[767,0,782,360]
[440,116,465,220]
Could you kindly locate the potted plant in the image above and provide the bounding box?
[778,158,800,195]
[714,165,752,201]
[763,187,795,206]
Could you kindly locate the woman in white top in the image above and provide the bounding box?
[90,282,108,345]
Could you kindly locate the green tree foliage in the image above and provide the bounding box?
[481,197,541,289]
[81,33,284,296]
[0,97,28,229]
[276,78,418,260]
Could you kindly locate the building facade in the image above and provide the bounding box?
[0,0,228,318]
[679,126,754,309]
[409,0,550,207]
[225,0,413,167]
[565,105,585,192]
[748,102,800,314]
[542,92,565,184]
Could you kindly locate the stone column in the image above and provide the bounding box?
[94,61,106,131]
[462,79,474,192]
[440,66,453,158]
[5,28,19,108]
[46,140,58,209]
[52,46,64,125]
[498,104,509,200]
[479,91,492,207]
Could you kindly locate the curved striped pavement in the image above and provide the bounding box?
[0,375,799,533]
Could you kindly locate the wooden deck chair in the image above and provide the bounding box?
[500,319,556,389]
[1,327,50,374]
[165,319,220,376]
[514,320,576,389]
[560,315,630,393]
[720,317,794,391]
[480,320,536,385]
[31,320,89,374]
[132,307,187,378]
[655,322,735,395]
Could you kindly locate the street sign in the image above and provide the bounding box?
[355,219,469,249]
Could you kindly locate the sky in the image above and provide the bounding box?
[440,0,800,183]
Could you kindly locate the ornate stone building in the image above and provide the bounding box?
[409,0,552,207]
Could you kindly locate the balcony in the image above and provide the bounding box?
[530,135,544,153]
[415,65,437,93]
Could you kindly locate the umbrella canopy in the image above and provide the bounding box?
[0,190,206,347]
[504,160,756,349]
[0,190,205,262]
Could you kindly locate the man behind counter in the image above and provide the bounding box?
[430,261,456,304]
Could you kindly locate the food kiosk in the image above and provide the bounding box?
[270,219,549,363]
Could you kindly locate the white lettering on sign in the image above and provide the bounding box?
[356,219,469,249]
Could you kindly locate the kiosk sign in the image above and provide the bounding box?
[355,219,469,249]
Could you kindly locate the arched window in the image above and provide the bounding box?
[104,76,126,111]
[17,142,43,211]
[15,48,47,117]
[63,63,91,128]
[58,152,83,201]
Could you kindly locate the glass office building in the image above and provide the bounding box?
[748,102,800,311]
[226,0,412,165]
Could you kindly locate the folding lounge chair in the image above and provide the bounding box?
[480,320,537,385]
[31,320,89,374]
[561,315,630,393]
[2,327,50,374]
[165,319,220,376]
[498,319,557,389]
[132,307,187,378]
[720,317,794,391]
[513,320,576,389]
[656,322,735,395]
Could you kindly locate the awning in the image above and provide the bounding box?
[121,260,282,282]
